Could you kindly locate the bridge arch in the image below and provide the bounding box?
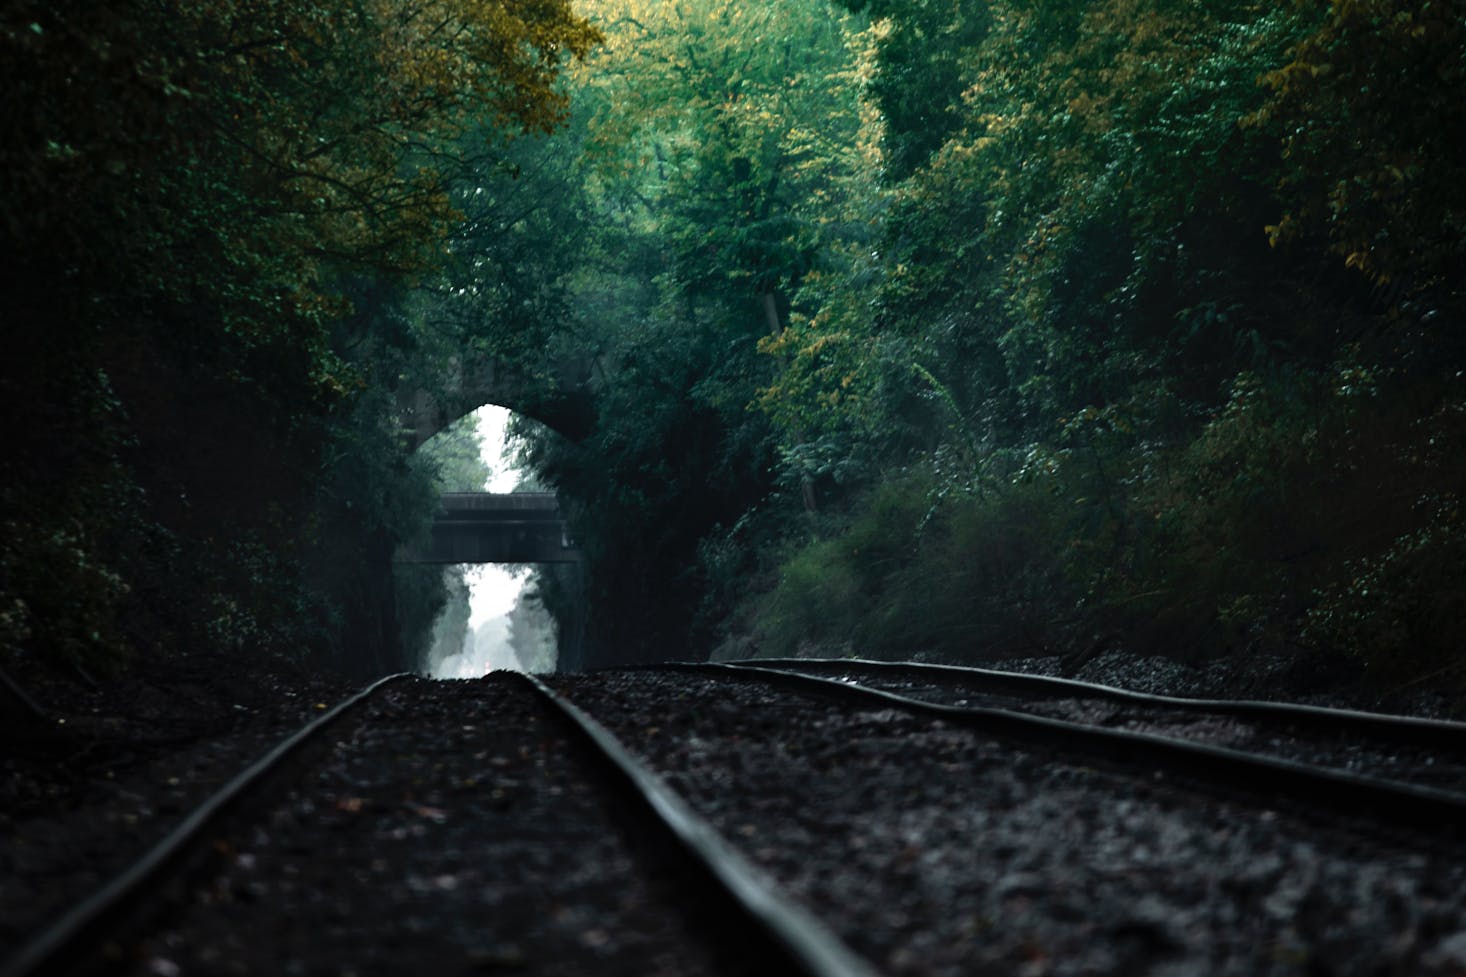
[400,356,596,450]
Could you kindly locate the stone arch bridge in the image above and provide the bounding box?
[399,356,596,451]
[395,356,593,565]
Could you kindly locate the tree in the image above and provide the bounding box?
[508,0,874,664]
[744,0,1466,691]
[831,0,991,180]
[0,0,598,674]
[1258,0,1466,314]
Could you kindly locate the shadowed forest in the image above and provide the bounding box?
[3,1,1464,707]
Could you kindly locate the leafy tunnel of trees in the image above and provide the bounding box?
[4,0,1465,704]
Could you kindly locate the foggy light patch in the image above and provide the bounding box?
[433,566,529,677]
[428,405,558,678]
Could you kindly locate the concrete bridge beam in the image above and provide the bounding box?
[395,493,581,565]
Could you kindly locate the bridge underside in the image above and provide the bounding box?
[396,493,581,565]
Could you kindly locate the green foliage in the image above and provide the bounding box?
[753,469,930,656]
[415,566,475,677]
[578,0,868,311]
[514,299,782,662]
[11,0,1463,701]
[750,363,1466,691]
[831,0,991,180]
[1306,515,1466,682]
[0,362,140,671]
[0,0,595,676]
[753,464,1076,660]
[736,0,1466,700]
[394,562,455,674]
[506,0,874,664]
[1258,0,1466,308]
[421,415,492,494]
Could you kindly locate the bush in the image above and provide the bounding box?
[752,469,930,657]
[1305,512,1466,684]
[751,465,1077,661]
[748,362,1466,694]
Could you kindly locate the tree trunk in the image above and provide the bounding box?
[760,290,782,335]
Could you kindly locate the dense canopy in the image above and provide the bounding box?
[3,0,1464,703]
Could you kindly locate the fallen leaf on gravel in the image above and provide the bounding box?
[407,872,460,892]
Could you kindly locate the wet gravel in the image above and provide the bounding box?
[792,669,1466,793]
[555,669,1466,977]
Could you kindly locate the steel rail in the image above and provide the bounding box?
[733,656,1466,749]
[654,663,1466,838]
[0,672,413,977]
[518,673,883,977]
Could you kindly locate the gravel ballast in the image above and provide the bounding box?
[784,667,1466,793]
[996,649,1463,720]
[1,651,361,962]
[555,669,1466,977]
[13,659,1466,977]
[108,675,758,977]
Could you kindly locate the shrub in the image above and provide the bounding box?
[1305,511,1466,684]
[750,464,1078,661]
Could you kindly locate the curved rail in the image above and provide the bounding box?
[0,673,413,977]
[518,673,881,977]
[737,657,1466,747]
[655,662,1466,838]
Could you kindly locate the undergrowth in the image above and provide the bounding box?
[747,366,1466,703]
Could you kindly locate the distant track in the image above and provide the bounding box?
[648,660,1466,838]
[726,658,1466,791]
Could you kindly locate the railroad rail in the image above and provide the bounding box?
[0,673,411,977]
[522,674,879,977]
[554,667,1466,975]
[1,673,876,977]
[725,657,1466,790]
[646,660,1466,838]
[741,656,1466,748]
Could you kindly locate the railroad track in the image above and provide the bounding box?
[14,662,1466,977]
[558,666,1466,977]
[2,673,875,977]
[662,658,1466,838]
